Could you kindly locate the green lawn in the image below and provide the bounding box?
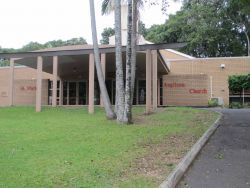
[0,107,218,188]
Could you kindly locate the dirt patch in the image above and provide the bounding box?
[186,111,216,128]
[123,133,196,182]
[133,108,167,125]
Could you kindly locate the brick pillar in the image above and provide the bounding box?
[152,50,158,110]
[146,50,152,114]
[100,53,106,107]
[158,78,160,106]
[88,53,95,114]
[52,56,58,107]
[36,56,43,112]
[9,58,14,106]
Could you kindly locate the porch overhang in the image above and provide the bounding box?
[0,43,186,59]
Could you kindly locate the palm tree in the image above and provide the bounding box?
[131,0,138,107]
[102,0,140,123]
[89,0,116,119]
[102,0,168,122]
[123,0,133,123]
[114,0,125,122]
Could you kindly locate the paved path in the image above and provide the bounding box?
[177,109,250,188]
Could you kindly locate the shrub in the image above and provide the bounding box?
[208,99,219,107]
[229,102,242,109]
[243,103,250,108]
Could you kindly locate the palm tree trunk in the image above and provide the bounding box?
[114,0,125,122]
[123,0,133,124]
[131,0,138,106]
[89,0,116,119]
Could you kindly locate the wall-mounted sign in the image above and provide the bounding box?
[164,82,186,88]
[20,86,36,91]
[164,82,208,95]
[189,89,208,94]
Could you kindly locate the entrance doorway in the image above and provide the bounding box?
[55,79,148,106]
[48,80,60,105]
[63,81,87,105]
[137,80,146,104]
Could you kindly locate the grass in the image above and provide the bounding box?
[0,106,218,188]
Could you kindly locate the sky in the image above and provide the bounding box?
[0,0,182,49]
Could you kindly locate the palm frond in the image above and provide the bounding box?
[102,0,141,15]
[101,0,112,15]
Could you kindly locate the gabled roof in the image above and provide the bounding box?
[165,49,195,59]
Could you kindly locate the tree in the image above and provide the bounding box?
[239,0,250,13]
[102,0,138,123]
[123,0,133,123]
[22,42,44,51]
[145,0,250,57]
[0,37,88,67]
[102,0,167,123]
[138,20,147,37]
[100,21,146,45]
[44,38,87,48]
[114,0,126,122]
[89,0,116,119]
[229,74,250,104]
[100,27,115,44]
[226,0,250,56]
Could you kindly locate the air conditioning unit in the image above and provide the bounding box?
[211,97,224,105]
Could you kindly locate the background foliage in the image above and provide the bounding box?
[228,74,250,93]
[144,0,250,57]
[0,37,87,67]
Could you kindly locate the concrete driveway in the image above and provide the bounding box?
[177,109,250,188]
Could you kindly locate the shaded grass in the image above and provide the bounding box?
[0,107,218,188]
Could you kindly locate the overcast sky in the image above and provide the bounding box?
[0,0,182,49]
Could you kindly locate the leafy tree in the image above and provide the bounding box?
[43,38,87,49]
[241,0,250,12]
[145,0,250,57]
[229,74,250,104]
[0,37,88,67]
[100,27,115,44]
[229,74,250,92]
[65,37,87,46]
[22,42,44,51]
[225,0,250,56]
[100,21,146,45]
[138,20,147,37]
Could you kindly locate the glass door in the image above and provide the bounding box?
[48,80,60,105]
[79,81,87,105]
[69,82,77,105]
[138,80,146,104]
[63,81,68,105]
